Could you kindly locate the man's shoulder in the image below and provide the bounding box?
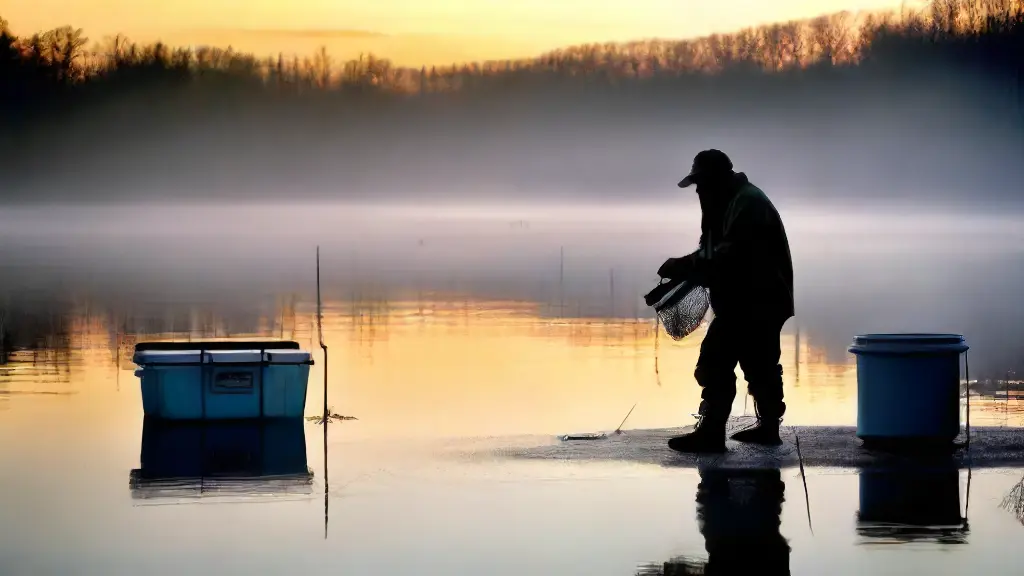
[725,178,783,229]
[730,179,772,211]
[738,179,769,200]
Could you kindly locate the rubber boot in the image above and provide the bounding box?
[729,400,784,446]
[668,401,728,453]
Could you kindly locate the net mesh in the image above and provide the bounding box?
[647,279,712,341]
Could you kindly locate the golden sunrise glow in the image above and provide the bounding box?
[5,0,926,66]
[2,298,1018,444]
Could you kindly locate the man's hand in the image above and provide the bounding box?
[657,256,692,279]
[689,256,710,287]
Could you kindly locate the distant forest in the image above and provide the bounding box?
[1,0,1022,204]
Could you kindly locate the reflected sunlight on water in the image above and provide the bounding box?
[3,298,1024,574]
[3,297,1024,437]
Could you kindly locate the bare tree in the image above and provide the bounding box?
[291,55,301,87]
[761,23,786,71]
[900,2,929,37]
[704,34,736,71]
[982,0,1013,17]
[809,11,853,65]
[47,26,88,83]
[274,53,285,88]
[778,21,807,68]
[100,34,132,70]
[962,0,985,30]
[312,46,332,89]
[300,56,317,90]
[734,27,763,68]
[670,40,701,72]
[0,303,6,365]
[931,0,963,34]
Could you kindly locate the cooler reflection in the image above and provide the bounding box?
[129,418,314,501]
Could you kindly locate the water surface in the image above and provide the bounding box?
[2,203,1024,574]
[2,302,1024,575]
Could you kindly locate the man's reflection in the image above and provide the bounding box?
[649,467,790,576]
[698,467,790,575]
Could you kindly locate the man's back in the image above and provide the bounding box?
[708,175,794,322]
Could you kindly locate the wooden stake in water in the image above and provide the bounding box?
[317,246,330,540]
[317,246,327,422]
[609,268,615,317]
[559,246,564,318]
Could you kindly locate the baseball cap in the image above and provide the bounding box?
[678,149,734,188]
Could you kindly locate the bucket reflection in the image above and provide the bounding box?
[856,464,968,544]
[129,417,314,501]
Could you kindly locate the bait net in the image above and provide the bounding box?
[644,278,711,341]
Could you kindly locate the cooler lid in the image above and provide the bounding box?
[134,349,313,365]
[133,350,202,365]
[203,350,314,364]
[204,350,263,363]
[264,350,313,364]
[135,340,301,353]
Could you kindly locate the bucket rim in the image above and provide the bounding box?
[852,333,965,344]
[849,333,968,354]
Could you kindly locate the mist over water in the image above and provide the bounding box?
[1,200,1021,378]
[5,8,1024,574]
[3,2,1021,382]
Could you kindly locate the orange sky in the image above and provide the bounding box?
[4,0,921,66]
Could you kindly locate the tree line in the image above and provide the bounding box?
[2,0,1021,111]
[0,0,1021,204]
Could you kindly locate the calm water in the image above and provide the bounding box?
[1,302,1024,575]
[2,204,1024,574]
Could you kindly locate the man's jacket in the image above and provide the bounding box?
[686,173,795,323]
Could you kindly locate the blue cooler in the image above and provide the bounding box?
[133,341,313,420]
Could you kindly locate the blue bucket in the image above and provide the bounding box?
[849,334,968,445]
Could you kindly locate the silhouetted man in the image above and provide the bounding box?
[658,149,794,453]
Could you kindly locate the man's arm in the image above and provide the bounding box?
[657,231,705,279]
